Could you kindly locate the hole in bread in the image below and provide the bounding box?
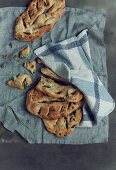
[68,103,72,109]
[58,132,62,136]
[32,14,43,25]
[23,78,28,88]
[70,111,76,116]
[38,108,42,115]
[33,26,44,31]
[44,0,49,7]
[70,117,76,122]
[70,103,76,109]
[32,95,35,100]
[30,65,34,68]
[56,91,62,94]
[23,32,31,35]
[64,133,67,136]
[43,85,51,88]
[36,1,38,9]
[49,106,55,113]
[60,106,66,113]
[59,98,65,102]
[70,90,77,96]
[47,106,55,117]
[22,19,27,28]
[71,125,76,128]
[65,119,68,129]
[28,10,32,19]
[43,8,49,14]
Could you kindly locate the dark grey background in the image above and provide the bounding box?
[0,0,116,170]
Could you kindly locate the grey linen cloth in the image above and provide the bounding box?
[0,7,109,144]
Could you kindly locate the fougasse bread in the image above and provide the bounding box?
[36,76,84,102]
[14,0,65,41]
[26,88,82,120]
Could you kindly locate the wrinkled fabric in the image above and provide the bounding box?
[0,7,111,144]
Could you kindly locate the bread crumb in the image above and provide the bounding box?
[20,46,30,58]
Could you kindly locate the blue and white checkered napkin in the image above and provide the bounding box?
[34,30,115,127]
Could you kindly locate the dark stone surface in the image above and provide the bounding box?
[0,0,116,170]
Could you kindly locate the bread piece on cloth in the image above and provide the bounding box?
[36,76,83,102]
[24,60,37,74]
[26,88,82,119]
[14,0,65,41]
[43,109,83,137]
[7,74,32,90]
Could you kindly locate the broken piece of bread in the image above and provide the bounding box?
[7,73,32,90]
[20,46,30,58]
[24,60,36,74]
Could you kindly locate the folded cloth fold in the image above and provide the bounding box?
[34,30,115,127]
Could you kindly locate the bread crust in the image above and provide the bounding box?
[14,0,65,41]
